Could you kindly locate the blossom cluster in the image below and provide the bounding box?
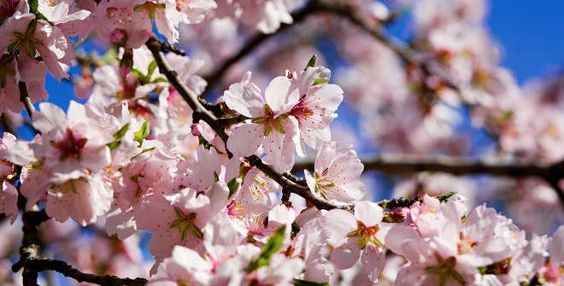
[0,0,562,285]
[0,55,562,285]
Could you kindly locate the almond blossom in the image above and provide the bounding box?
[224,72,301,172]
[323,201,387,283]
[134,180,228,268]
[18,102,115,225]
[289,66,344,150]
[304,141,365,203]
[386,194,528,286]
[0,2,562,284]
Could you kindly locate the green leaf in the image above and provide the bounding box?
[29,0,49,20]
[312,78,329,85]
[133,121,150,147]
[435,191,456,202]
[107,123,130,150]
[247,225,286,272]
[227,178,240,199]
[130,68,146,82]
[29,0,39,13]
[147,60,158,79]
[304,54,317,71]
[294,279,329,286]
[151,77,168,83]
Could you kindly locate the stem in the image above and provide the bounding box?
[18,81,36,119]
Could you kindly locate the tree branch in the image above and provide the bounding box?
[293,155,564,206]
[11,208,148,286]
[202,2,320,93]
[202,0,458,96]
[25,259,147,286]
[146,38,344,211]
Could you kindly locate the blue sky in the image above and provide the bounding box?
[487,0,563,83]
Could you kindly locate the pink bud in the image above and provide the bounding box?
[191,123,202,137]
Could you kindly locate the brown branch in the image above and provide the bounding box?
[146,37,344,211]
[11,208,147,286]
[25,259,147,286]
[293,155,555,177]
[202,0,457,95]
[293,155,564,206]
[202,2,321,93]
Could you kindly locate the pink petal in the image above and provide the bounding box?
[354,201,383,226]
[223,81,265,118]
[226,123,264,157]
[330,239,360,269]
[33,102,68,133]
[361,245,386,282]
[264,76,299,114]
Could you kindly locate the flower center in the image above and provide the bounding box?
[249,175,269,201]
[289,96,313,119]
[457,233,478,254]
[8,21,43,58]
[425,255,465,286]
[51,128,88,161]
[346,220,384,249]
[226,200,244,217]
[312,169,336,200]
[169,207,203,240]
[251,105,286,136]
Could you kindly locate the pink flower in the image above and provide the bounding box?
[134,181,228,268]
[292,214,334,283]
[217,0,295,34]
[386,195,528,285]
[134,0,183,44]
[252,253,304,286]
[45,173,113,226]
[150,245,213,286]
[304,141,365,203]
[0,55,24,113]
[235,167,280,213]
[323,201,386,282]
[114,145,177,210]
[0,13,73,80]
[289,66,344,149]
[224,73,301,172]
[175,0,216,24]
[0,181,18,223]
[94,0,152,48]
[16,102,117,225]
[31,102,112,181]
[165,53,207,95]
[0,132,35,166]
[38,0,92,39]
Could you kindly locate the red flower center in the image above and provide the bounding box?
[51,128,88,161]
